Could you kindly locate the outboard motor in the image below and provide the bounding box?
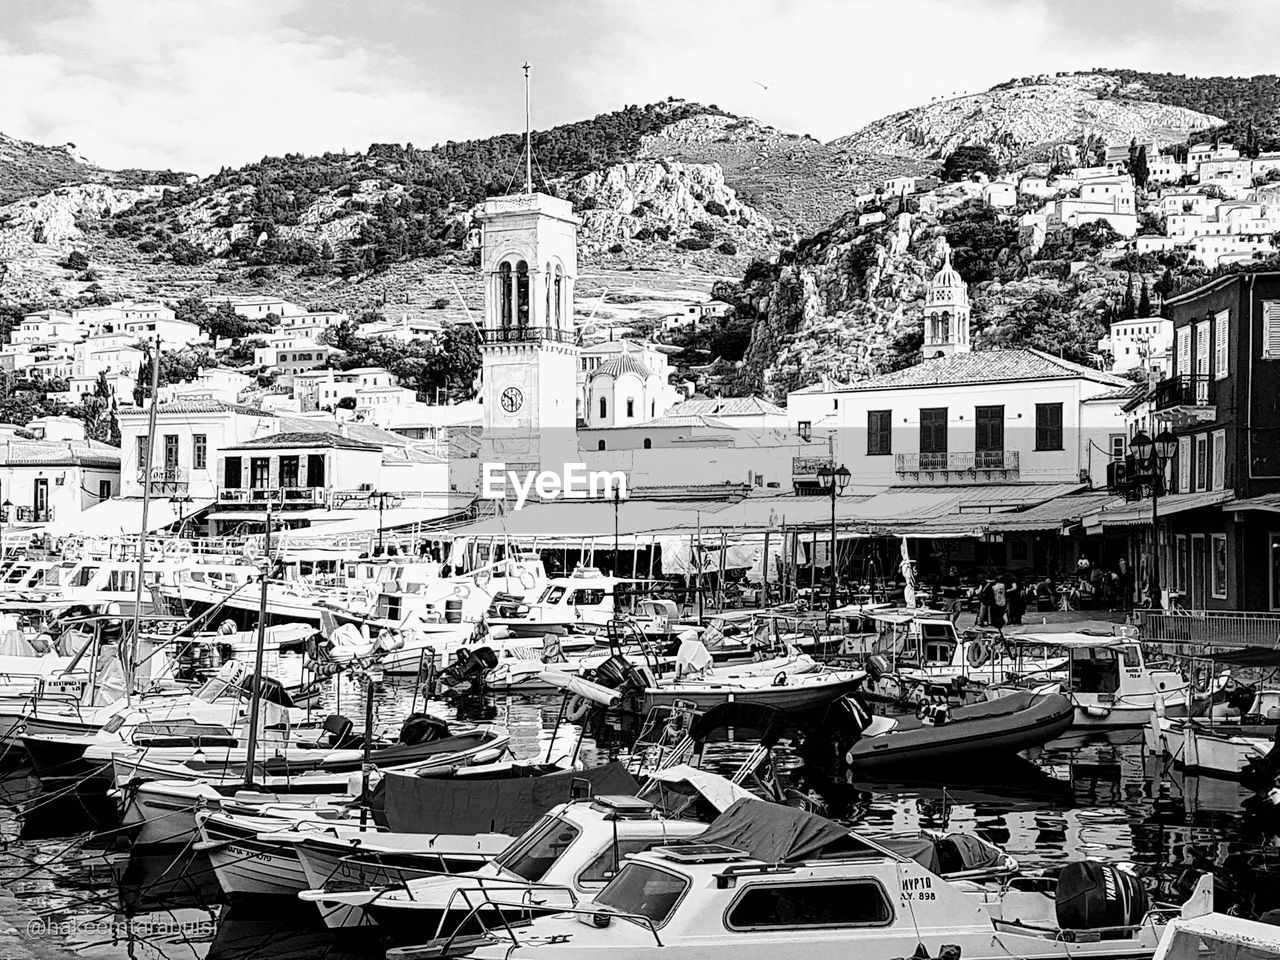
[586,654,648,698]
[399,712,451,745]
[801,693,873,768]
[865,654,891,683]
[436,646,499,693]
[1055,861,1148,933]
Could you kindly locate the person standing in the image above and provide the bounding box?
[1118,557,1134,612]
[991,575,1007,630]
[976,576,994,627]
[940,564,962,624]
[1006,577,1024,625]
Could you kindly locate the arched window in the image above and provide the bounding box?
[650,401,655,417]
[554,265,564,328]
[626,398,635,418]
[499,262,513,328]
[643,438,652,449]
[545,263,552,325]
[599,396,607,419]
[516,260,529,327]
[597,439,606,451]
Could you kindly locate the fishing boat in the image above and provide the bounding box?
[986,633,1188,728]
[390,799,1200,960]
[308,778,738,936]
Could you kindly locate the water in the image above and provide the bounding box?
[3,671,1280,960]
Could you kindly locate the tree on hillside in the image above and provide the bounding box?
[79,371,120,446]
[1138,280,1152,317]
[940,145,999,183]
[1131,146,1150,190]
[1122,274,1137,319]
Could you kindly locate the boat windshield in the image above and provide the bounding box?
[495,815,581,881]
[594,862,689,926]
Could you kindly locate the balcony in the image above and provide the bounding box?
[896,450,1020,481]
[217,486,328,507]
[1153,374,1217,425]
[14,506,53,523]
[480,325,579,346]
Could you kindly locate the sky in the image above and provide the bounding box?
[3,0,1279,175]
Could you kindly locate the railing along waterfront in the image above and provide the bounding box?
[1139,609,1280,650]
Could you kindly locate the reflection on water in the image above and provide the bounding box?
[2,671,1280,959]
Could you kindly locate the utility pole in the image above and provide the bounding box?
[126,334,162,701]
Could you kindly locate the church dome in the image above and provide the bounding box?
[929,249,969,306]
[593,355,651,380]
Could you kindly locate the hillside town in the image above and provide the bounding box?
[5,8,1280,958]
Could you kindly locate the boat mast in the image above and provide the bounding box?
[243,497,273,789]
[125,334,163,703]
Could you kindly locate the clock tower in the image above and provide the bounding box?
[477,191,581,481]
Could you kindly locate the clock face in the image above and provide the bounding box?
[500,386,524,414]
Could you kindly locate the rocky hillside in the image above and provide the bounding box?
[834,72,1222,164]
[0,131,184,205]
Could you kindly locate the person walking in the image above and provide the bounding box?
[940,564,962,624]
[1118,557,1135,612]
[976,577,994,627]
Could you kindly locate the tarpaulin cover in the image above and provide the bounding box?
[1195,647,1280,668]
[689,701,793,748]
[879,832,1003,875]
[688,797,865,862]
[373,760,637,835]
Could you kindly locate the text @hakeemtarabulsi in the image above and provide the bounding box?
[23,917,218,939]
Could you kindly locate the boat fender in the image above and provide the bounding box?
[565,694,591,722]
[518,569,537,590]
[474,569,492,589]
[967,639,989,669]
[773,671,788,687]
[453,584,471,599]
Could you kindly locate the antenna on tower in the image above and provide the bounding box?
[522,61,533,194]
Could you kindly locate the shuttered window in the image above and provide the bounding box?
[1195,434,1209,491]
[1214,309,1229,379]
[1177,326,1192,375]
[1212,428,1226,490]
[1178,435,1191,492]
[1263,301,1280,359]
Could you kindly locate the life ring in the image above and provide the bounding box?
[565,695,591,722]
[773,671,788,687]
[453,584,471,599]
[518,570,537,590]
[967,639,989,669]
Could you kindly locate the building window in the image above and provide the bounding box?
[499,262,513,327]
[1215,309,1229,379]
[137,434,149,471]
[554,265,564,328]
[192,434,207,471]
[224,457,242,489]
[798,420,811,440]
[1034,403,1063,451]
[626,398,635,419]
[1176,535,1189,594]
[974,405,1004,455]
[307,454,325,487]
[1263,301,1280,359]
[98,480,111,500]
[1211,533,1227,599]
[1109,434,1126,460]
[599,397,607,420]
[919,408,948,463]
[280,456,300,488]
[597,440,606,451]
[163,435,179,471]
[1195,433,1209,491]
[867,410,891,456]
[249,457,270,488]
[1212,428,1226,489]
[516,260,529,326]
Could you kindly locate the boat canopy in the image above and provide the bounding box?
[686,797,901,864]
[1192,647,1280,668]
[878,832,1005,875]
[689,701,792,749]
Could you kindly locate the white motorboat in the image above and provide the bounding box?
[396,799,1199,960]
[1152,909,1279,959]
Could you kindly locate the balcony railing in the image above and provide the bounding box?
[15,506,53,523]
[218,486,327,506]
[896,451,1020,476]
[480,325,579,346]
[1154,373,1216,411]
[1141,609,1280,649]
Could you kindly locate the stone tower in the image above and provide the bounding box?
[923,247,971,358]
[477,192,581,478]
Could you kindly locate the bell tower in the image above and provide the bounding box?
[478,65,580,480]
[923,247,971,358]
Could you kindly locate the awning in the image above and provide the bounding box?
[45,497,214,537]
[913,492,1122,536]
[1083,490,1234,530]
[1224,493,1280,515]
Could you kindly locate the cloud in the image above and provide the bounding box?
[0,0,472,173]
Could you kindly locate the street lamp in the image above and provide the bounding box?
[170,494,194,538]
[817,464,851,610]
[1128,429,1178,608]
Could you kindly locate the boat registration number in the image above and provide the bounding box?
[902,876,935,901]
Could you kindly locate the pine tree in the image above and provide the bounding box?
[1122,274,1137,319]
[1138,280,1152,317]
[1132,146,1150,190]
